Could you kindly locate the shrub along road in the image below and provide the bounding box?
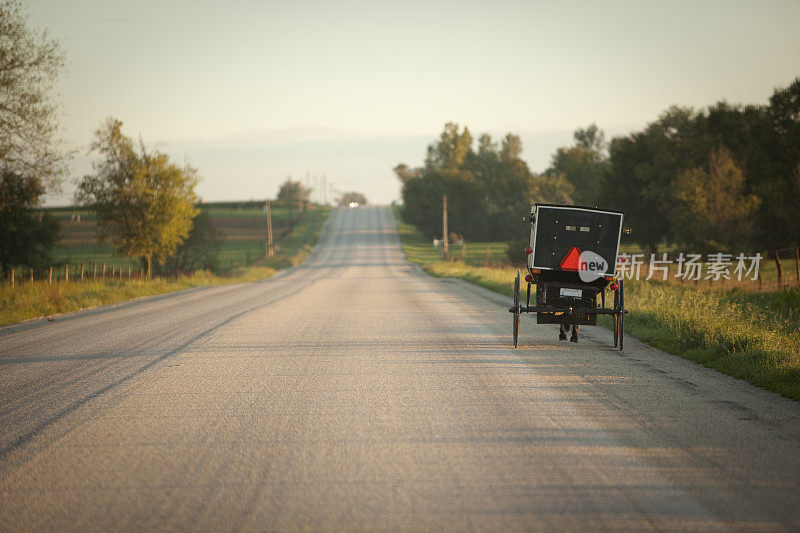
[0,206,799,529]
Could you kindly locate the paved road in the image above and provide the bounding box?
[1,206,799,530]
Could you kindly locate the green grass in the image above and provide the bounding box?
[395,211,800,402]
[261,206,329,269]
[1,207,330,327]
[619,282,800,399]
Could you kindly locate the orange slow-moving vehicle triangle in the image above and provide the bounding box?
[560,247,581,271]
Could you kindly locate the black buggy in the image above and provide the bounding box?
[510,203,628,349]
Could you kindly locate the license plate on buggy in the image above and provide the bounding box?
[559,288,582,298]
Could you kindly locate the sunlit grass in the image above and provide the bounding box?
[615,281,800,399]
[394,209,800,401]
[0,271,266,327]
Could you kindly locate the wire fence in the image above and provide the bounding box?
[1,212,310,288]
[0,250,274,288]
[3,245,799,292]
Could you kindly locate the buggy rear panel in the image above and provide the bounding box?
[528,204,623,277]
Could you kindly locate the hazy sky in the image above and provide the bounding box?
[29,0,800,205]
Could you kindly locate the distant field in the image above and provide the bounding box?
[40,201,312,272]
[1,206,329,326]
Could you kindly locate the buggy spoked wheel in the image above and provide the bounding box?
[613,286,620,348]
[513,270,521,348]
[618,279,625,351]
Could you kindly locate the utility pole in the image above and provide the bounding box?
[287,176,294,229]
[305,171,310,210]
[298,179,304,213]
[265,198,274,257]
[442,194,448,260]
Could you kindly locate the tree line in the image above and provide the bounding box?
[397,78,800,256]
[396,124,573,242]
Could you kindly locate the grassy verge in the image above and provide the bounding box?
[261,206,329,269]
[1,207,329,327]
[395,212,800,401]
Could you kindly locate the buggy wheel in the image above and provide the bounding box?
[513,270,521,348]
[613,288,620,347]
[619,279,625,351]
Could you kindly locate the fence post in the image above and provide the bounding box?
[30,268,33,283]
[795,248,799,285]
[128,266,131,279]
[65,264,69,283]
[10,268,14,288]
[102,263,106,280]
[49,266,53,285]
[81,263,84,281]
[773,250,783,286]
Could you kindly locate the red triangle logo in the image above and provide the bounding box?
[560,247,581,271]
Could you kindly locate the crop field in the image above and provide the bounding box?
[39,201,311,272]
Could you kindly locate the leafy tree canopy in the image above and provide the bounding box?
[0,0,71,189]
[397,123,540,242]
[276,179,310,206]
[0,0,71,269]
[76,118,199,277]
[602,79,800,252]
[0,170,59,269]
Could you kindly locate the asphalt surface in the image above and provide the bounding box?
[1,205,799,531]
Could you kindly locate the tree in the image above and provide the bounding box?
[0,0,70,187]
[76,118,199,278]
[763,78,800,249]
[500,133,523,162]
[548,124,608,206]
[155,209,222,274]
[0,170,59,270]
[424,122,473,170]
[392,163,421,184]
[673,146,761,252]
[549,145,605,205]
[276,179,310,205]
[530,172,574,205]
[338,192,368,206]
[573,123,606,152]
[398,123,542,241]
[484,134,537,240]
[602,106,705,252]
[600,85,800,253]
[0,0,71,268]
